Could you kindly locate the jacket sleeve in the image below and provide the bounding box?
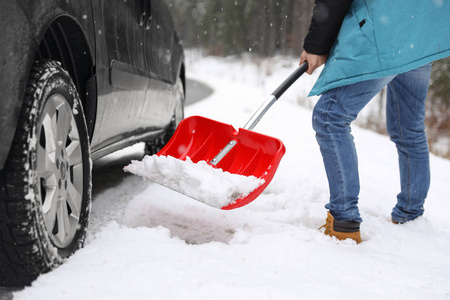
[303,0,354,55]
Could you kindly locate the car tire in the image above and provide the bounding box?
[0,60,92,286]
[145,76,185,155]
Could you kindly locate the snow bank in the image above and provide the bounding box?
[124,155,264,208]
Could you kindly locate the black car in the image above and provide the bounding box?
[0,0,185,286]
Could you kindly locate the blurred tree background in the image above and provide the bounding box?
[165,0,450,159]
[166,0,313,56]
[427,57,450,158]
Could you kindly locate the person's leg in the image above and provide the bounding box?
[313,76,393,222]
[386,64,432,223]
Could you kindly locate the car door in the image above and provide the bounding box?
[144,0,174,83]
[139,0,179,129]
[90,0,150,154]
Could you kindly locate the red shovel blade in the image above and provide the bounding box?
[157,116,285,210]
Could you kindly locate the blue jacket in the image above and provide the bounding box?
[309,0,450,96]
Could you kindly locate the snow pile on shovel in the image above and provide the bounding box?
[124,155,265,208]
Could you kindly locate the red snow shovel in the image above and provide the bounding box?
[157,62,308,210]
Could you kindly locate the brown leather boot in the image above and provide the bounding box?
[320,211,362,244]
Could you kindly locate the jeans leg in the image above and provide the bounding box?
[386,64,432,223]
[313,77,393,222]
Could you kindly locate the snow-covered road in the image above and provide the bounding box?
[10,54,450,300]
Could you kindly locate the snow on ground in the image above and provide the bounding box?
[14,53,450,300]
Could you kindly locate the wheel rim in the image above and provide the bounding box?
[36,93,84,248]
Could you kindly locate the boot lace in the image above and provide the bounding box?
[318,218,332,234]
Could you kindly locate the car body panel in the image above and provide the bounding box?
[0,0,95,169]
[89,0,183,155]
[0,0,184,169]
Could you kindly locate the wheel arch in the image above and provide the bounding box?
[180,62,186,97]
[34,15,97,139]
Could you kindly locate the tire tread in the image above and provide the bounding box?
[0,60,84,286]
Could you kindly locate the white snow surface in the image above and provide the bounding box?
[14,53,450,300]
[124,155,264,208]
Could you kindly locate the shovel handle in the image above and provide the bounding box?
[243,62,308,131]
[272,62,308,99]
[211,62,308,165]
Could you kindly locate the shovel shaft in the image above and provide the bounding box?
[244,62,308,131]
[210,62,308,166]
[243,95,277,131]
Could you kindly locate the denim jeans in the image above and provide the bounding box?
[312,64,432,223]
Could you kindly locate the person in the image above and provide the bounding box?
[300,0,450,243]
